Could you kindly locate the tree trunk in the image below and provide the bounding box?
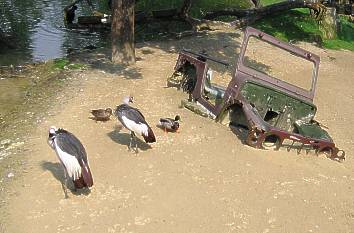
[180,0,192,18]
[319,7,337,39]
[111,0,135,65]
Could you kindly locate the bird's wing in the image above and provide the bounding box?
[91,109,104,114]
[160,118,173,123]
[91,109,106,117]
[129,106,146,121]
[116,104,147,124]
[55,129,88,164]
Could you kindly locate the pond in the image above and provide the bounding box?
[0,0,191,123]
[0,0,112,121]
[0,0,111,66]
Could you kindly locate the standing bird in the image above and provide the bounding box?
[90,107,113,121]
[115,96,156,153]
[158,115,181,133]
[47,127,93,197]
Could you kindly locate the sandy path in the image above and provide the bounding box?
[1,30,354,233]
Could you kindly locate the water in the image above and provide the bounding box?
[0,0,190,120]
[0,0,111,65]
[0,0,112,120]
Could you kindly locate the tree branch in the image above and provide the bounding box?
[203,0,322,20]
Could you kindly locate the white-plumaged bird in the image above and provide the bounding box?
[47,126,93,196]
[114,96,156,153]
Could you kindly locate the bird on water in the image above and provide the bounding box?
[115,96,156,153]
[47,127,93,197]
[64,5,78,24]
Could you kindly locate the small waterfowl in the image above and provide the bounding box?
[64,5,78,24]
[90,107,112,121]
[47,127,93,197]
[115,96,156,153]
[158,115,181,132]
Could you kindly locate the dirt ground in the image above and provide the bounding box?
[1,29,354,233]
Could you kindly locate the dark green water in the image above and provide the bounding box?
[0,0,112,123]
[0,0,111,66]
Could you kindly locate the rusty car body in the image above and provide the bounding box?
[168,27,345,161]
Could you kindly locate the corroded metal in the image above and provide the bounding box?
[168,26,345,162]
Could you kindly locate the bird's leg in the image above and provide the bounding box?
[134,136,139,154]
[128,132,133,151]
[62,169,69,199]
[129,132,136,152]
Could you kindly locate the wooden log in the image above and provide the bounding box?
[203,0,325,20]
[152,8,178,18]
[77,16,103,25]
[180,0,329,31]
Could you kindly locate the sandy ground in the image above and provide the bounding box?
[1,29,354,233]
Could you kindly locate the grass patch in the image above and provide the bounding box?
[253,2,354,51]
[113,0,354,50]
[53,58,86,70]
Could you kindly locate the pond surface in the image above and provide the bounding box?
[0,0,111,65]
[0,0,112,120]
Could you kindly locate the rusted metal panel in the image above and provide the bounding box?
[167,26,345,162]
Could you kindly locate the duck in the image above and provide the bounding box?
[114,96,156,153]
[47,126,93,198]
[90,107,112,121]
[158,115,181,132]
[64,5,78,24]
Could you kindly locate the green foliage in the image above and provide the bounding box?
[135,0,353,51]
[53,58,86,70]
[136,0,252,18]
[260,0,284,6]
[253,3,354,51]
[53,58,69,69]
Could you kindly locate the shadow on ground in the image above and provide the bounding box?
[67,30,245,79]
[41,161,91,196]
[107,130,152,151]
[229,124,249,145]
[68,48,143,79]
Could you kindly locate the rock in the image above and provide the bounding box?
[0,139,11,146]
[7,172,14,178]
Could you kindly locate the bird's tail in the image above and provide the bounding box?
[74,161,94,189]
[143,126,156,143]
[81,164,94,187]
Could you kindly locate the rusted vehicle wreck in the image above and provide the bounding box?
[168,27,345,162]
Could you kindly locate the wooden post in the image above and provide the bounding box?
[319,7,337,39]
[111,0,135,65]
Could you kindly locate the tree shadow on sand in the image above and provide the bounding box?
[107,130,152,152]
[68,48,143,79]
[67,30,244,80]
[41,161,91,196]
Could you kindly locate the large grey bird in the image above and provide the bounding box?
[47,126,93,197]
[114,96,156,153]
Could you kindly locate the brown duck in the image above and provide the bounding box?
[90,107,113,121]
[158,115,181,132]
